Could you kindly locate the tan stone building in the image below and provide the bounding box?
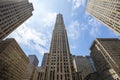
[90,38,120,80]
[43,14,75,80]
[0,38,29,80]
[86,0,120,35]
[37,67,45,80]
[0,0,33,41]
[73,56,95,80]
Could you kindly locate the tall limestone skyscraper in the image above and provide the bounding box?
[86,0,120,35]
[0,0,33,41]
[44,14,75,80]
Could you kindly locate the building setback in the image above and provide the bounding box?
[0,0,33,41]
[86,0,120,35]
[0,38,29,80]
[43,14,75,80]
[73,56,95,80]
[90,38,120,80]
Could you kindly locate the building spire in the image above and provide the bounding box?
[54,13,65,29]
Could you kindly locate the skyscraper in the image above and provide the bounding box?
[0,0,33,41]
[73,56,95,80]
[44,14,75,80]
[23,55,39,80]
[0,38,29,80]
[90,38,120,80]
[28,55,39,67]
[41,53,48,67]
[86,0,120,35]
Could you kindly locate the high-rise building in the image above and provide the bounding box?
[86,0,120,35]
[0,0,33,41]
[23,63,39,80]
[28,55,39,67]
[23,55,39,80]
[41,53,48,67]
[37,67,45,80]
[90,38,120,80]
[0,38,29,80]
[73,56,95,80]
[43,14,75,80]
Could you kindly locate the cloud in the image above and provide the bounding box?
[67,21,80,40]
[7,0,58,56]
[80,23,88,31]
[88,18,101,37]
[70,44,76,49]
[7,24,49,55]
[68,0,85,10]
[42,12,57,27]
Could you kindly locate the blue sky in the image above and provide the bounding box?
[7,0,120,66]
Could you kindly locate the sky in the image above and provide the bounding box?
[7,0,120,66]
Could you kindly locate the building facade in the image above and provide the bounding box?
[23,63,39,80]
[73,56,95,80]
[0,0,33,41]
[90,38,120,80]
[28,55,39,67]
[23,55,39,80]
[0,38,29,80]
[86,0,120,35]
[37,67,45,80]
[41,53,48,67]
[43,14,75,80]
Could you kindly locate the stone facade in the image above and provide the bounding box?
[0,0,33,41]
[86,0,120,35]
[43,14,75,80]
[73,56,95,80]
[0,38,29,80]
[90,38,120,80]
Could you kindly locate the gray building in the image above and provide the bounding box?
[28,55,39,67]
[41,53,48,67]
[0,0,33,41]
[90,38,120,80]
[73,56,95,80]
[86,0,120,35]
[23,55,39,80]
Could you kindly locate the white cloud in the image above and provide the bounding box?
[70,0,85,10]
[67,21,80,40]
[80,23,88,31]
[7,24,49,55]
[42,12,57,27]
[70,44,76,49]
[88,18,101,37]
[7,0,58,56]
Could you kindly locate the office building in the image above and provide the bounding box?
[41,53,48,67]
[90,38,120,80]
[84,72,99,80]
[43,14,75,80]
[23,55,39,80]
[0,0,33,41]
[23,63,39,80]
[86,0,120,35]
[37,67,45,80]
[0,38,29,80]
[28,55,39,67]
[73,56,95,80]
